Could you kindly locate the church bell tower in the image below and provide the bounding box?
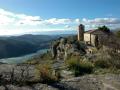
[78,24,85,41]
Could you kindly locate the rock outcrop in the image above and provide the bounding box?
[51,37,86,60]
[60,74,120,90]
[0,64,35,84]
[0,65,119,90]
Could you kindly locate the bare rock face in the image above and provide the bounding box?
[0,64,36,84]
[0,64,59,90]
[51,38,86,60]
[0,86,5,90]
[61,75,103,90]
[0,84,59,90]
[6,85,33,90]
[60,74,120,90]
[33,83,59,90]
[0,64,120,90]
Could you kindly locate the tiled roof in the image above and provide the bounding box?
[85,29,97,34]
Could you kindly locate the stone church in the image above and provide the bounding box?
[77,24,108,47]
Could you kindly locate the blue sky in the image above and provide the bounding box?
[0,0,120,35]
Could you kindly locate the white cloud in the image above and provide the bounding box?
[0,9,15,25]
[16,14,40,20]
[0,9,72,26]
[82,18,120,25]
[44,18,72,25]
[0,9,42,26]
[0,8,15,16]
[80,18,120,30]
[16,14,42,25]
[0,8,120,35]
[0,15,15,25]
[65,25,71,28]
[75,19,80,24]
[82,18,88,23]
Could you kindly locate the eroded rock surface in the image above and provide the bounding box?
[0,64,36,83]
[0,64,120,90]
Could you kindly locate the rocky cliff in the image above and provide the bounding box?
[51,36,86,60]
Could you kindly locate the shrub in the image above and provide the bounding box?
[94,49,120,69]
[116,30,120,38]
[35,64,59,83]
[25,51,53,65]
[40,51,53,60]
[94,59,111,68]
[26,60,38,65]
[65,56,94,76]
[108,51,120,69]
[94,68,120,75]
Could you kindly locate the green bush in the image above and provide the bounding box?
[65,56,94,76]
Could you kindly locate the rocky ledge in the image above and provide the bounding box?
[0,64,120,90]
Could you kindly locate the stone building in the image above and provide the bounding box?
[84,30,108,47]
[77,24,109,47]
[77,24,85,41]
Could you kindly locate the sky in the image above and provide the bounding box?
[0,0,120,35]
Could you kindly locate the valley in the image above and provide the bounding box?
[0,34,58,59]
[0,49,49,64]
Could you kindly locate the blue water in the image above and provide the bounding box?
[0,49,49,64]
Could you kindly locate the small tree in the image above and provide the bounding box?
[98,25,110,33]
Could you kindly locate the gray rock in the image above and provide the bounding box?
[61,76,103,90]
[33,83,59,90]
[51,38,86,60]
[60,74,120,90]
[0,64,120,90]
[0,64,36,83]
[0,86,5,90]
[61,70,74,79]
[6,85,33,90]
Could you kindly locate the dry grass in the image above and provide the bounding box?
[65,55,94,76]
[35,64,59,83]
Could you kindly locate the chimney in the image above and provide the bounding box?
[78,24,84,41]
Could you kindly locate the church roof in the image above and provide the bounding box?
[85,29,97,34]
[84,29,111,35]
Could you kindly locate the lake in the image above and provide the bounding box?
[0,49,49,64]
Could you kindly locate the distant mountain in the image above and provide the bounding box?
[32,30,77,35]
[0,34,60,59]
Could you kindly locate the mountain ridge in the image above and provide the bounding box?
[0,34,60,59]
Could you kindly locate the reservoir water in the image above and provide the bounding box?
[0,49,49,64]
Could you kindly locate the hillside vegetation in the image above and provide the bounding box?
[0,34,58,58]
[0,33,120,90]
[26,34,120,76]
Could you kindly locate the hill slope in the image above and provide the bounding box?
[0,34,58,59]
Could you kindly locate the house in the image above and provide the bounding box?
[84,29,108,47]
[77,24,109,47]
